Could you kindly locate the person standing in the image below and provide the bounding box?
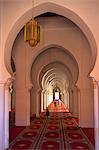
[46,107,50,117]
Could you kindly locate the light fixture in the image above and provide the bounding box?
[24,0,40,47]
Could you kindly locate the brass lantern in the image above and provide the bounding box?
[24,18,40,47]
[24,0,40,47]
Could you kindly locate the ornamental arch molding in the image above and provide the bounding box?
[4,2,97,77]
[39,62,73,91]
[30,47,79,91]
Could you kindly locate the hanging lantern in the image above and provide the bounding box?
[24,0,40,47]
[24,18,40,47]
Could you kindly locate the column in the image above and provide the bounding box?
[47,91,51,107]
[43,91,45,110]
[0,82,5,150]
[4,82,11,149]
[46,91,48,107]
[61,92,64,102]
[69,90,73,113]
[36,89,41,117]
[77,87,81,126]
[44,91,47,110]
[67,92,69,109]
[0,77,13,150]
[41,91,44,112]
[15,88,30,126]
[63,91,67,107]
[93,79,99,150]
[72,86,78,117]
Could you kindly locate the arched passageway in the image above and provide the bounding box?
[2,2,97,149]
[11,11,95,128]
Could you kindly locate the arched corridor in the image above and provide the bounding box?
[0,1,99,150]
[7,11,96,149]
[6,13,96,149]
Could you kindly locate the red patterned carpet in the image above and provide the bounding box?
[9,126,25,143]
[9,101,95,150]
[82,128,95,147]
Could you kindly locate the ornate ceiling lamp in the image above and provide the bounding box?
[24,0,40,47]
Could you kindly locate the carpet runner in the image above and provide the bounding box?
[9,101,95,150]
